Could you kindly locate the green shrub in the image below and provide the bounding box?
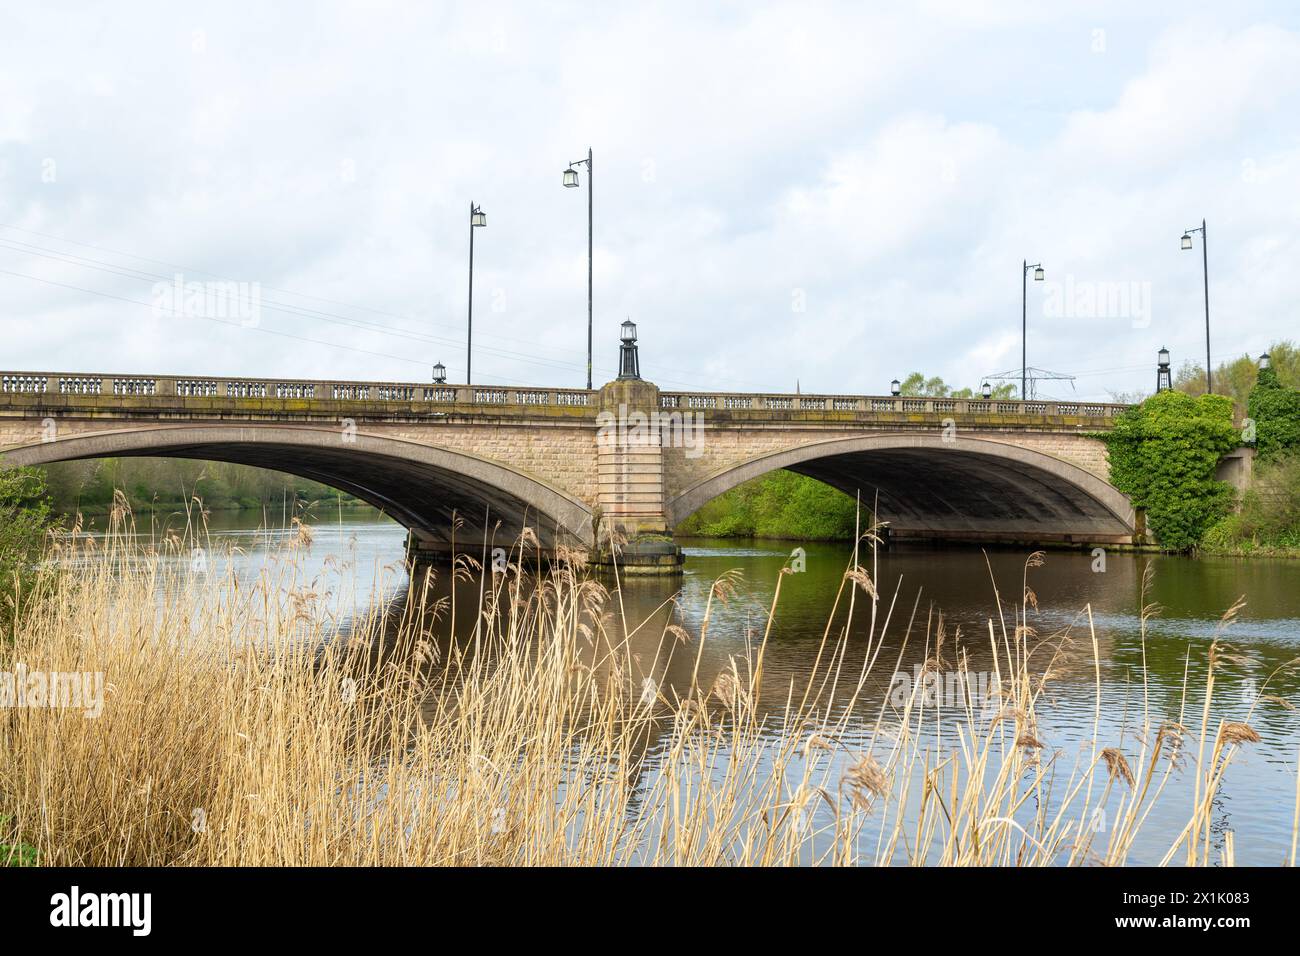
[1202,452,1300,553]
[0,815,39,866]
[0,467,56,631]
[1102,390,1240,550]
[1247,367,1300,460]
[676,470,859,540]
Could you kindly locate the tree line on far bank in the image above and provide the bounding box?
[38,457,370,518]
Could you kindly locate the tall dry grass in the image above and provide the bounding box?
[1,507,1295,866]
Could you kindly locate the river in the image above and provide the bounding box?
[124,508,1300,865]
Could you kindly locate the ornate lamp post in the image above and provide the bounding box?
[1156,347,1172,392]
[618,318,640,380]
[982,380,992,400]
[563,148,594,390]
[466,203,486,385]
[432,362,447,385]
[890,378,901,396]
[1258,352,1271,371]
[1180,219,1211,393]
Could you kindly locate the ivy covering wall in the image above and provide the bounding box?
[1248,366,1300,460]
[1101,390,1240,550]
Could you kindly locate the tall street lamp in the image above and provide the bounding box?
[467,202,486,384]
[563,148,593,390]
[1022,260,1045,400]
[1180,219,1211,394]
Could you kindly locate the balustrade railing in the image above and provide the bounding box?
[0,371,1132,418]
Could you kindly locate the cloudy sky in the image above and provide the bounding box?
[1,2,1297,400]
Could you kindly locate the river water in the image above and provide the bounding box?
[137,510,1300,865]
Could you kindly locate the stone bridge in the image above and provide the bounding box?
[1,368,1143,568]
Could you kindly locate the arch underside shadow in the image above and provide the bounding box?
[670,434,1135,544]
[2,425,594,549]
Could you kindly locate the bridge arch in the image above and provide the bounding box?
[3,425,594,548]
[668,433,1135,544]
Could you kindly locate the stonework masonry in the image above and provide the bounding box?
[0,372,1164,558]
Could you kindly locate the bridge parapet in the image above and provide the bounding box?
[1,371,1130,428]
[0,371,595,409]
[658,390,1127,421]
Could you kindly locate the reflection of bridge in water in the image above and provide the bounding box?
[1,356,1152,572]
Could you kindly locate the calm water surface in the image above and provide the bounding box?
[115,511,1300,865]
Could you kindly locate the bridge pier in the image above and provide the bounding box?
[404,529,683,576]
[592,377,685,574]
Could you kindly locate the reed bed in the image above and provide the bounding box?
[0,507,1295,866]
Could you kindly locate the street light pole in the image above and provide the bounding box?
[1021,259,1044,400]
[1180,219,1211,393]
[467,202,486,385]
[1201,219,1211,394]
[587,145,592,392]
[564,149,593,390]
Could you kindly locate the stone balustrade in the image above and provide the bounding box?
[0,371,1130,422]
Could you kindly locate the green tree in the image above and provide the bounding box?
[1175,339,1300,417]
[676,471,858,540]
[38,458,366,518]
[897,372,1015,399]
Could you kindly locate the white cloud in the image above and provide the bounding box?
[0,3,1296,401]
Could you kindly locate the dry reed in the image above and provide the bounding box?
[1,509,1295,867]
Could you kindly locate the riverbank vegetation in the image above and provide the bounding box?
[1202,454,1300,555]
[38,458,371,519]
[1104,352,1300,555]
[675,470,857,539]
[1101,390,1240,551]
[2,518,1293,866]
[1200,363,1300,556]
[0,467,57,634]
